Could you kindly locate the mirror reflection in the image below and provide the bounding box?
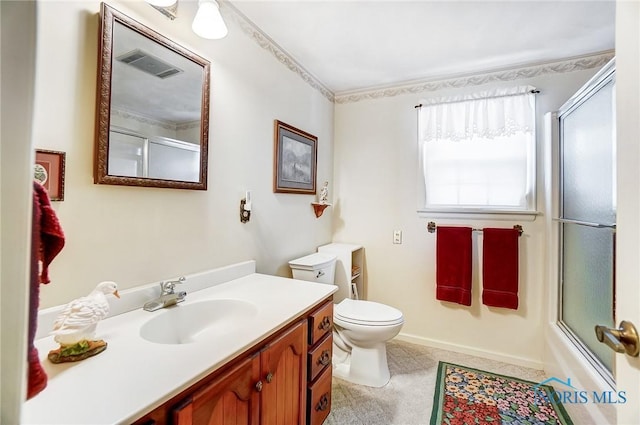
[96,4,210,189]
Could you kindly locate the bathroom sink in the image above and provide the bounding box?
[139,299,258,344]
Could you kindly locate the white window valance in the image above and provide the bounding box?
[418,86,536,142]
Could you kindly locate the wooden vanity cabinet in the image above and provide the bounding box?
[133,297,333,425]
[172,320,307,425]
[306,300,333,425]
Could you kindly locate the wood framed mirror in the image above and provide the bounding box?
[95,3,210,190]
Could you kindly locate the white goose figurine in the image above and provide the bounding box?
[50,281,120,346]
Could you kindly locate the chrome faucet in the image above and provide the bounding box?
[143,276,187,312]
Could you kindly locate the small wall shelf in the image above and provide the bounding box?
[318,243,364,301]
[311,202,331,218]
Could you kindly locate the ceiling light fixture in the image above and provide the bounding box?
[192,0,228,40]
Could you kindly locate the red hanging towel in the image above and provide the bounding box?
[28,182,65,399]
[35,182,65,285]
[482,228,519,310]
[436,227,473,306]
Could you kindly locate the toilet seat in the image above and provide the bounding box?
[335,299,404,327]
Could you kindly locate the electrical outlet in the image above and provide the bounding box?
[393,230,402,244]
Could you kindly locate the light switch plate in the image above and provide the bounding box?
[393,230,402,244]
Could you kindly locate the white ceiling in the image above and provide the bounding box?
[229,0,615,94]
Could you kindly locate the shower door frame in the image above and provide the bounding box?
[555,60,616,388]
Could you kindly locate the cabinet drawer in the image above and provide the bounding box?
[309,301,333,346]
[307,367,332,425]
[308,333,332,382]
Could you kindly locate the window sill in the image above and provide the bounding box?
[417,209,541,221]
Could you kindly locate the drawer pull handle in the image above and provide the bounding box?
[255,381,263,392]
[315,394,329,412]
[318,316,331,331]
[318,350,331,366]
[266,372,273,383]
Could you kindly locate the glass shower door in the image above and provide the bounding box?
[558,64,616,380]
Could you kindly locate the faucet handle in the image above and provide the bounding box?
[172,276,186,285]
[160,276,186,294]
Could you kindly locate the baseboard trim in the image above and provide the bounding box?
[396,332,544,370]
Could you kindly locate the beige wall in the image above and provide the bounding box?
[333,69,601,367]
[33,0,334,308]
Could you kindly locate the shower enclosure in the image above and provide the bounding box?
[556,60,616,384]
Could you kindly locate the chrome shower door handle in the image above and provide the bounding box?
[595,321,639,357]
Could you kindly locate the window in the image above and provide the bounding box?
[418,86,536,213]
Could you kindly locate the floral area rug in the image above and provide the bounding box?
[430,362,573,425]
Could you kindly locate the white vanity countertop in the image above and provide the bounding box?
[22,273,336,425]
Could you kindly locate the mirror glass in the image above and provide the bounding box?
[96,4,210,190]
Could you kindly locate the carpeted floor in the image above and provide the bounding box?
[324,339,595,425]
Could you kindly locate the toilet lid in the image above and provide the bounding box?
[334,299,403,326]
[288,252,336,270]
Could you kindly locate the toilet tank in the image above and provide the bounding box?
[288,252,337,284]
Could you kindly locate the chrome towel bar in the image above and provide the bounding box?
[426,221,523,236]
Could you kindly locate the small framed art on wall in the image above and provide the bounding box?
[273,120,317,194]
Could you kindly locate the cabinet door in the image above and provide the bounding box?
[260,320,307,425]
[173,354,261,425]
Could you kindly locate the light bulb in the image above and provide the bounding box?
[146,0,177,7]
[192,0,228,40]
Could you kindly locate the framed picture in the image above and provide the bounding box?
[273,120,317,194]
[34,149,66,201]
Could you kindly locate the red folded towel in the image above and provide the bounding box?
[28,182,65,399]
[436,227,473,306]
[34,182,65,284]
[482,228,519,310]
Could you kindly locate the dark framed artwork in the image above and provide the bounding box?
[34,149,66,201]
[273,120,317,194]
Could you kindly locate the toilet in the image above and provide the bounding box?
[289,252,404,387]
